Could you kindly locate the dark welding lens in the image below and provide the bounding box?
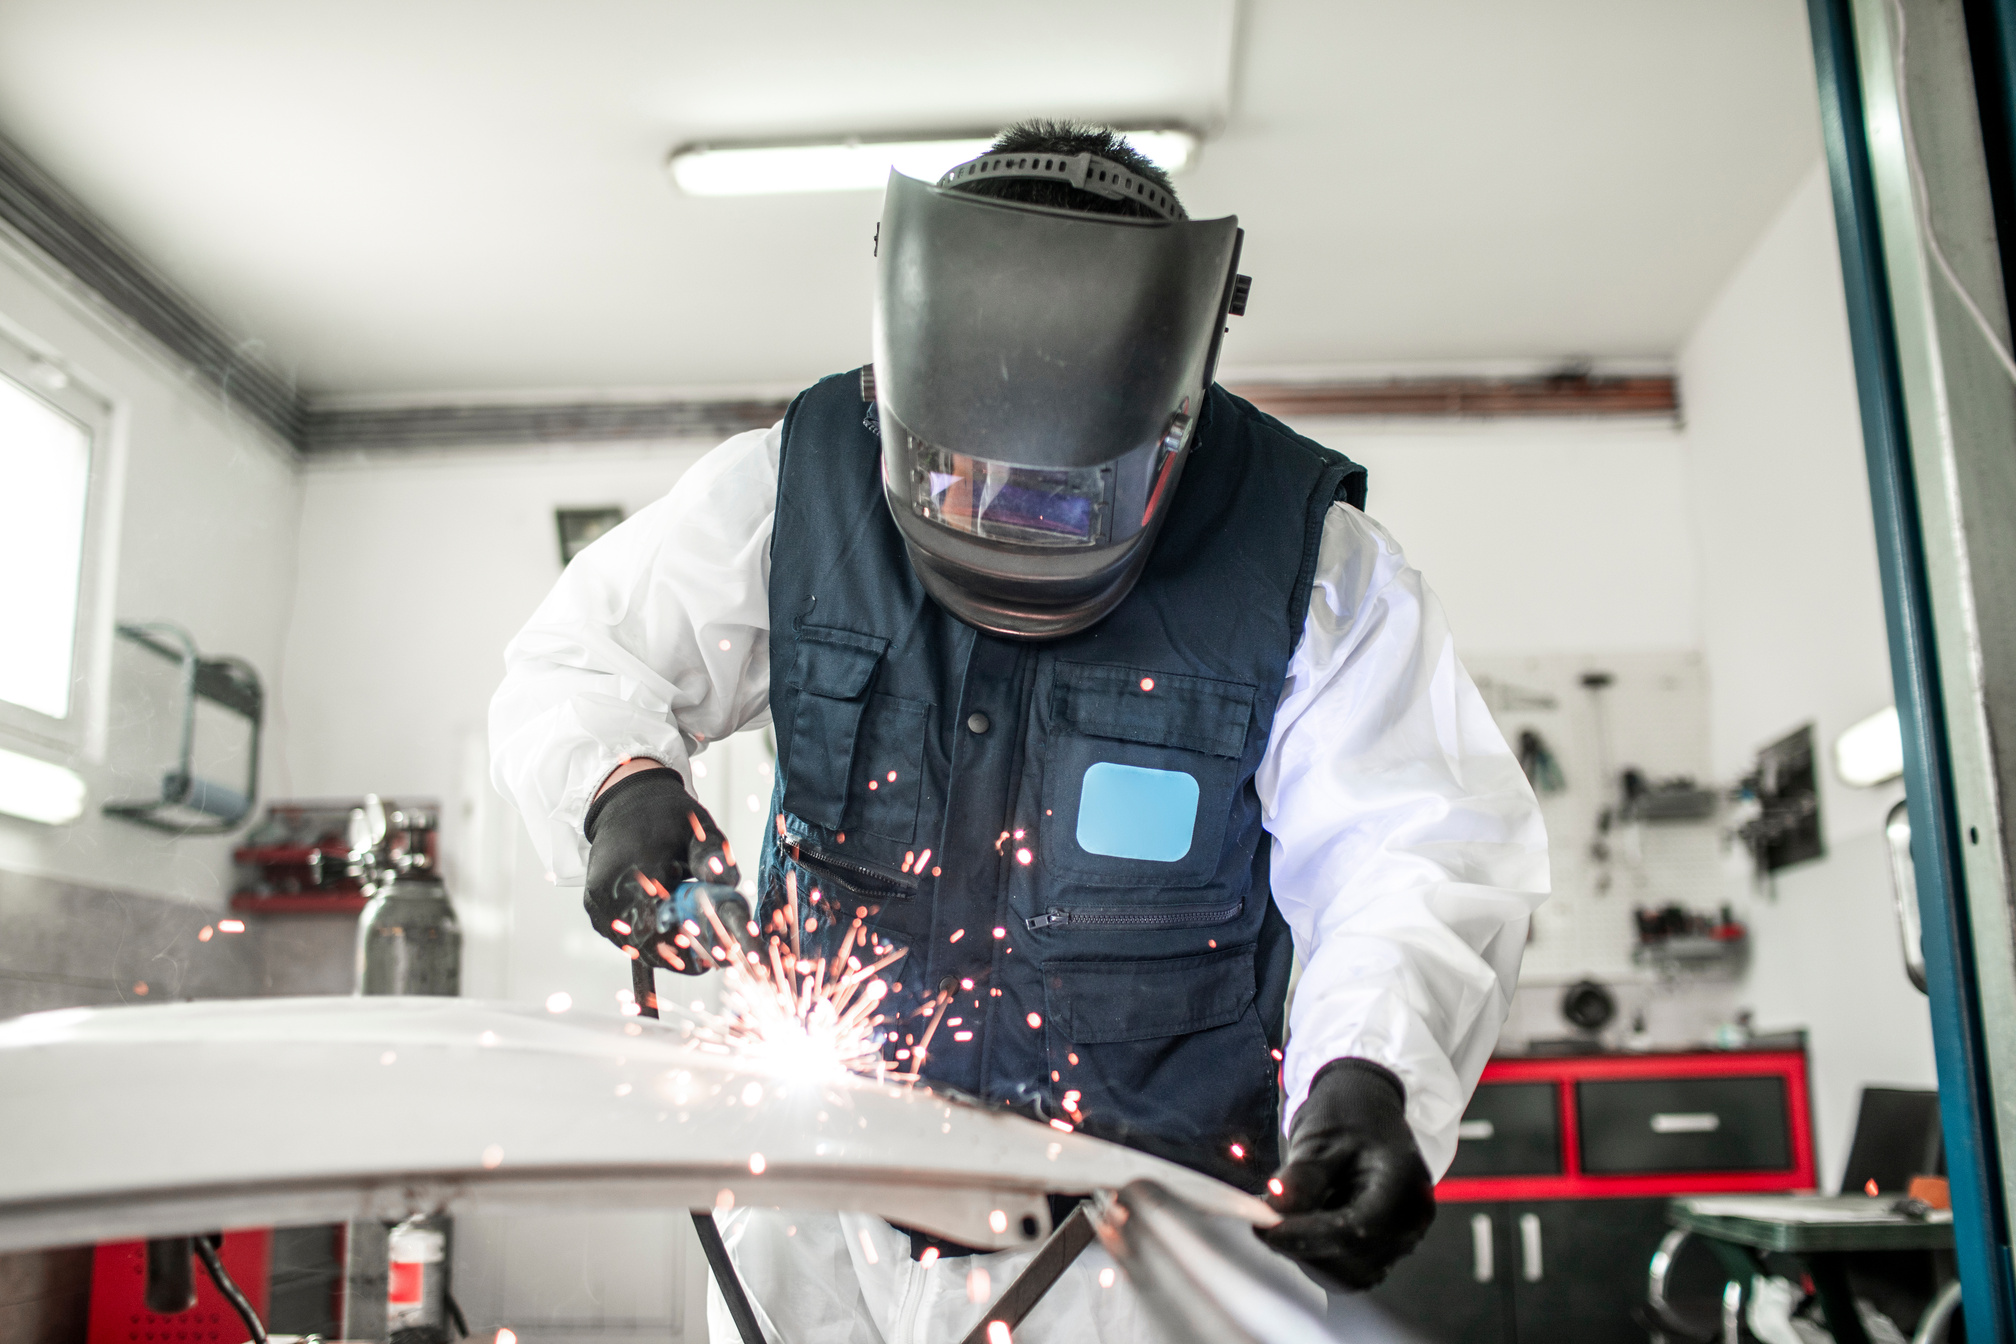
[909,439,1110,547]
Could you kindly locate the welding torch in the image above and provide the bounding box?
[615,871,764,980]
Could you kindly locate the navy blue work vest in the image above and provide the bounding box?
[759,370,1366,1189]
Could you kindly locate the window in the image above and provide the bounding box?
[0,329,111,751]
[0,372,91,718]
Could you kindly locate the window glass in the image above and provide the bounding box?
[0,373,91,719]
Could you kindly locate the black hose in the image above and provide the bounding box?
[192,1234,268,1344]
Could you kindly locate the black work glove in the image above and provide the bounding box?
[1259,1058,1436,1291]
[582,768,741,975]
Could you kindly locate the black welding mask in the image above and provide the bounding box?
[870,154,1246,640]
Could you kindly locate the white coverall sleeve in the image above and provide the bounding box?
[1258,503,1550,1179]
[487,424,780,884]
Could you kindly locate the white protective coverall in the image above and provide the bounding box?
[488,420,1550,1343]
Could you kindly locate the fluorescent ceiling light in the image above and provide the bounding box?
[1835,705,1904,787]
[669,129,1199,198]
[0,746,86,824]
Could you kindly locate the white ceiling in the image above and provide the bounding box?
[0,0,1822,400]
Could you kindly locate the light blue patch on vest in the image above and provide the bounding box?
[1076,762,1200,862]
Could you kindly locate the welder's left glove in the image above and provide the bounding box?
[582,767,741,975]
[1259,1058,1436,1291]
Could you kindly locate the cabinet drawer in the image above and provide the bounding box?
[1446,1082,1561,1178]
[1578,1076,1791,1174]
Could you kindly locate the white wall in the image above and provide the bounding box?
[0,234,301,906]
[278,441,768,1003]
[1679,163,1936,1188]
[1288,416,1701,657]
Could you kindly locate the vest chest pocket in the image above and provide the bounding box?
[1040,663,1255,889]
[843,693,929,843]
[781,626,886,831]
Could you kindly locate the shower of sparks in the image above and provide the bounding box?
[642,873,955,1084]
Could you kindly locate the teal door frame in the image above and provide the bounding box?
[1808,1,2016,1337]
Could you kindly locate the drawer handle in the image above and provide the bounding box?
[1519,1212,1542,1282]
[1471,1213,1494,1283]
[1458,1119,1496,1141]
[1651,1112,1721,1134]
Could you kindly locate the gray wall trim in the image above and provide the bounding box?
[0,128,303,446]
[300,397,793,453]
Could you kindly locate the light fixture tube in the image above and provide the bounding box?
[669,129,1199,198]
[0,745,86,824]
[1835,705,1904,788]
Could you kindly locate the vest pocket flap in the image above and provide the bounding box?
[1052,663,1254,758]
[1045,945,1256,1044]
[789,627,888,700]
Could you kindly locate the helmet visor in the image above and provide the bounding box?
[912,442,1108,547]
[894,424,1178,552]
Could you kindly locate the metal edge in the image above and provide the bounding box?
[0,1165,1060,1258]
[1092,1180,1375,1344]
[1806,0,2016,1335]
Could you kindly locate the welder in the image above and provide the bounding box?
[490,121,1549,1341]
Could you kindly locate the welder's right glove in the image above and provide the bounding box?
[582,768,741,975]
[1259,1058,1436,1291]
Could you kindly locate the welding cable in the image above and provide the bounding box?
[192,1234,268,1344]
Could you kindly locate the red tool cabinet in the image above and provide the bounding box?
[1368,1049,1815,1344]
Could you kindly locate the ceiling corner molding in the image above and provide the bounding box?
[1229,373,1679,420]
[0,128,302,446]
[299,397,792,454]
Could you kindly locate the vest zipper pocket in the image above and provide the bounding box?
[787,837,919,901]
[1025,899,1242,931]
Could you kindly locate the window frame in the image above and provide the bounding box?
[0,325,116,759]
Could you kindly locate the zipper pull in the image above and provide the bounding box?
[1025,909,1069,931]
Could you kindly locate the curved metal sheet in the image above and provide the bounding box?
[0,997,1273,1254]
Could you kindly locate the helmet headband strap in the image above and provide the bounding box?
[937,150,1185,221]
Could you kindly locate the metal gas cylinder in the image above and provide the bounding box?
[344,797,461,1343]
[351,796,460,997]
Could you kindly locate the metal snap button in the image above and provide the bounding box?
[966,712,991,734]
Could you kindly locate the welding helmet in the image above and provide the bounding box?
[869,152,1247,640]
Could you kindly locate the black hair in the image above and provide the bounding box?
[948,119,1181,219]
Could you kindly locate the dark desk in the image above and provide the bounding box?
[1665,1195,1955,1344]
